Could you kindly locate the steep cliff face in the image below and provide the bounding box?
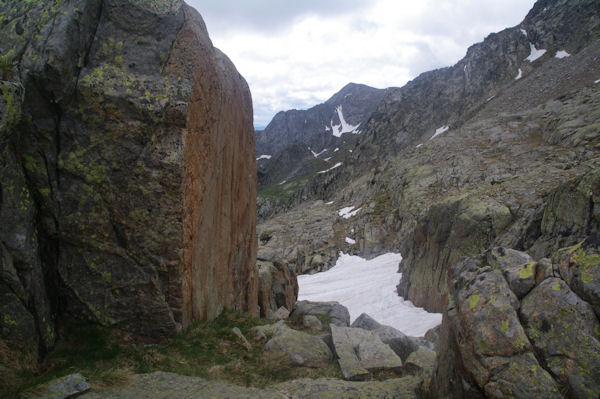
[0,0,257,356]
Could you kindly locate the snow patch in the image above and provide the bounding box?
[526,43,546,62]
[338,206,361,219]
[298,252,442,336]
[278,179,287,186]
[326,201,334,205]
[330,105,361,137]
[416,143,423,148]
[555,50,570,59]
[487,95,495,102]
[515,68,523,80]
[520,28,527,37]
[317,162,342,174]
[256,154,271,161]
[310,148,328,158]
[430,126,449,140]
[334,148,339,152]
[595,79,600,84]
[345,237,356,245]
[325,126,331,132]
[324,157,332,162]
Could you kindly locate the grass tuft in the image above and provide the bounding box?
[0,310,342,397]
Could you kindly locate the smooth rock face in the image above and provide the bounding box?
[0,0,257,352]
[330,325,403,380]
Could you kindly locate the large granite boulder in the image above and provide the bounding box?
[0,0,257,356]
[351,313,434,361]
[253,321,333,368]
[330,325,403,381]
[292,301,351,327]
[435,244,600,398]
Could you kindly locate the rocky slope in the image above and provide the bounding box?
[256,83,388,220]
[257,0,600,395]
[0,0,257,358]
[256,83,387,157]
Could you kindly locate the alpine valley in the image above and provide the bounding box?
[1,0,599,398]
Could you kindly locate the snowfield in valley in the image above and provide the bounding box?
[298,252,442,336]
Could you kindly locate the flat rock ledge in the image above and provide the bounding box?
[80,371,422,399]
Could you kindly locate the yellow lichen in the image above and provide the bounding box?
[469,294,480,310]
[518,261,535,279]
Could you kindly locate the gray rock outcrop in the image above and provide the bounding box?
[434,243,600,398]
[257,259,298,319]
[330,325,403,381]
[81,371,422,399]
[292,301,351,327]
[351,313,434,361]
[0,0,257,359]
[253,321,333,368]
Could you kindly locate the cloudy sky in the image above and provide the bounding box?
[187,0,536,128]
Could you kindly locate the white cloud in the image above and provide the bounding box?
[188,0,536,127]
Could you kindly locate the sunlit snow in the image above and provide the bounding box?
[345,237,356,245]
[334,148,339,152]
[298,252,442,336]
[515,68,523,80]
[430,125,449,140]
[526,43,546,62]
[416,143,423,148]
[338,206,361,219]
[330,105,361,137]
[596,79,600,84]
[256,154,272,160]
[326,201,335,205]
[520,28,527,37]
[555,50,570,59]
[317,162,342,174]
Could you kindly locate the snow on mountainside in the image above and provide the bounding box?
[298,252,442,336]
[331,105,361,137]
[255,83,388,157]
